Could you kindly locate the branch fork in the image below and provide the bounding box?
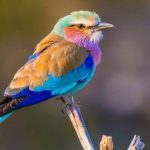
[61,96,94,150]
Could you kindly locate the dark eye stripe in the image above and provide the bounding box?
[69,22,100,29]
[77,24,85,29]
[70,24,76,27]
[89,22,100,29]
[69,24,85,29]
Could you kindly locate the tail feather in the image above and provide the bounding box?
[0,97,12,105]
[0,112,13,123]
[0,97,17,123]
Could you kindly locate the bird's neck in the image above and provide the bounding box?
[64,29,101,65]
[67,37,102,65]
[77,40,101,65]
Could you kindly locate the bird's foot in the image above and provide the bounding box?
[60,96,76,113]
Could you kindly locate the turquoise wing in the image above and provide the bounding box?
[33,54,95,95]
[1,35,95,113]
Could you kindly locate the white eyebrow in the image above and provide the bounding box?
[72,19,99,26]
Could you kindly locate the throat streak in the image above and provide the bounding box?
[64,27,101,65]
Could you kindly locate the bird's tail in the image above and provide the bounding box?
[0,112,13,123]
[0,97,14,123]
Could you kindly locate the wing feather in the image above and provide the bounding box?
[5,35,88,96]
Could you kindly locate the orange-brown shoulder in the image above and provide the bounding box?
[48,40,88,76]
[34,34,63,54]
[9,34,88,90]
[34,37,88,76]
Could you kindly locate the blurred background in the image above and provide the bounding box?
[0,0,150,149]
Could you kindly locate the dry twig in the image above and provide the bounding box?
[60,96,145,150]
[61,96,94,150]
[128,135,145,150]
[100,135,113,150]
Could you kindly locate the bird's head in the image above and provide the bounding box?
[51,11,114,46]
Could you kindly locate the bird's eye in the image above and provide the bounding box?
[77,24,85,29]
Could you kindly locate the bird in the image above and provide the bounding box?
[0,10,114,123]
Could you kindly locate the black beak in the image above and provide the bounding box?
[92,22,114,31]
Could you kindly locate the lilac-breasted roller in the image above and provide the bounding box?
[0,11,113,123]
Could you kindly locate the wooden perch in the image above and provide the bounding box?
[60,96,145,150]
[61,96,95,150]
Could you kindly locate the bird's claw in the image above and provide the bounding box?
[61,103,72,114]
[60,96,74,113]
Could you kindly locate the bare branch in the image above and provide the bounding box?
[59,97,145,150]
[128,135,145,150]
[100,135,113,150]
[61,96,95,150]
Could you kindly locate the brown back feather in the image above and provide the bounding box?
[8,34,88,91]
